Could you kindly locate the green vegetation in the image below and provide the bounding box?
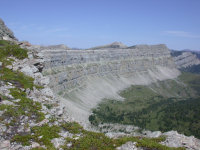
[61,122,185,150]
[0,40,45,146]
[0,67,35,89]
[179,72,200,95]
[0,40,35,90]
[61,122,84,134]
[31,124,60,147]
[11,120,185,150]
[0,88,45,125]
[12,124,60,149]
[0,40,28,60]
[44,103,54,109]
[181,64,200,74]
[90,73,200,138]
[12,134,32,146]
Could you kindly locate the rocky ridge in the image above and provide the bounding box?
[173,51,200,69]
[0,19,17,41]
[0,41,73,149]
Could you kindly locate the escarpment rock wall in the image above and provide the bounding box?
[173,51,200,69]
[41,44,180,124]
[43,44,177,92]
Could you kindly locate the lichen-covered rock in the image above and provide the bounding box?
[0,140,10,150]
[51,137,65,149]
[162,131,200,150]
[116,141,139,150]
[31,142,40,148]
[0,62,2,70]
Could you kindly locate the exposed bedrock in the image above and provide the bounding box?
[173,51,200,68]
[0,18,17,41]
[40,44,180,125]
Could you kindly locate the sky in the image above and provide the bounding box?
[0,0,200,50]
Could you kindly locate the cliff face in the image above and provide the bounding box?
[42,44,177,91]
[171,50,200,74]
[0,18,17,41]
[39,44,180,123]
[172,51,200,68]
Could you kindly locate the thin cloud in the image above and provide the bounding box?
[44,27,68,33]
[163,30,200,38]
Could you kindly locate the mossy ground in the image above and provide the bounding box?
[61,122,185,150]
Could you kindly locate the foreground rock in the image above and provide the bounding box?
[162,131,200,150]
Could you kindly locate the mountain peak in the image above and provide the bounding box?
[90,41,127,49]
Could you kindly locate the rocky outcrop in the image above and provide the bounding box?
[173,51,200,69]
[0,18,17,41]
[162,131,200,149]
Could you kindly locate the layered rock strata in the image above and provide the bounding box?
[173,51,200,68]
[39,44,180,124]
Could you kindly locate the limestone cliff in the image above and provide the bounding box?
[171,50,200,73]
[35,44,180,123]
[173,51,200,69]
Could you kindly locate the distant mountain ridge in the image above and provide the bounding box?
[89,41,128,49]
[171,49,200,74]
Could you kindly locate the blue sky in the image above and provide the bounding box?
[0,0,200,50]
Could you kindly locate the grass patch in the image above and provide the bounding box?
[61,122,84,134]
[0,41,28,60]
[31,124,60,148]
[61,122,185,150]
[0,68,34,89]
[0,88,45,125]
[12,134,32,146]
[12,124,60,149]
[44,103,54,109]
